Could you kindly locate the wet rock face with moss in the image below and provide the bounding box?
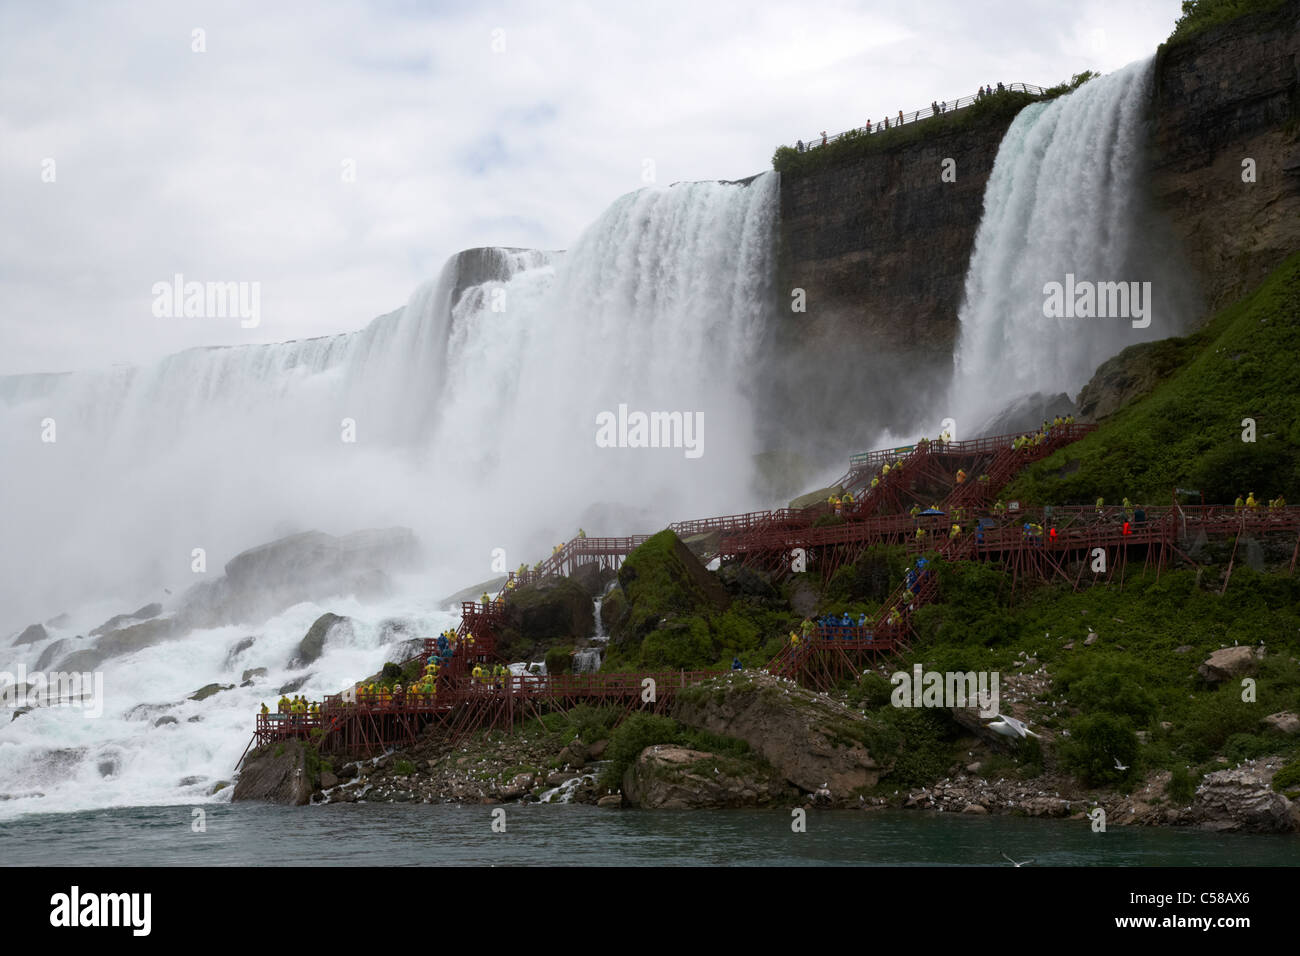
[605,530,730,653]
[496,577,594,660]
[232,740,315,806]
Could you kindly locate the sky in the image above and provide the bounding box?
[0,0,1186,375]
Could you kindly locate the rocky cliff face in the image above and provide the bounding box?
[762,116,1016,459]
[763,6,1298,461]
[1149,0,1300,314]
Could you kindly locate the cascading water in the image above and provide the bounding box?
[0,175,779,819]
[947,59,1195,431]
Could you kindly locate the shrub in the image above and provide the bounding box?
[1062,714,1139,787]
[598,713,682,789]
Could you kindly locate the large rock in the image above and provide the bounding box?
[1198,645,1261,683]
[621,745,792,809]
[1187,765,1297,833]
[1151,0,1300,315]
[789,485,841,511]
[496,577,593,660]
[293,613,349,668]
[232,740,315,806]
[35,639,72,670]
[610,530,730,650]
[671,671,881,797]
[177,527,420,629]
[1262,712,1300,735]
[12,623,47,646]
[90,602,162,636]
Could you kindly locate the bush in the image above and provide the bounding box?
[598,713,683,789]
[1062,714,1139,787]
[393,759,415,776]
[544,645,574,675]
[1167,765,1198,804]
[1272,758,1300,795]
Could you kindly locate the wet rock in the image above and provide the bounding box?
[241,667,268,683]
[12,623,47,646]
[154,716,179,727]
[35,639,71,670]
[277,674,313,695]
[189,683,235,702]
[293,613,349,668]
[319,771,339,790]
[233,739,314,806]
[597,794,623,808]
[961,803,988,814]
[224,637,255,666]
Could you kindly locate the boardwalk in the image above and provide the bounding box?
[247,425,1300,755]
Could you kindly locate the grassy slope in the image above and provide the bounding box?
[1003,251,1300,506]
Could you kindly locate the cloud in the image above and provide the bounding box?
[0,0,1185,374]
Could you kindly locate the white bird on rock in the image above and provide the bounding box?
[987,714,1040,740]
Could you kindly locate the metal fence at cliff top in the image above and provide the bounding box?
[792,83,1047,149]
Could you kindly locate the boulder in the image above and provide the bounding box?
[177,527,420,629]
[319,771,339,790]
[189,683,235,702]
[293,613,349,668]
[35,639,71,670]
[597,794,623,808]
[1187,765,1296,833]
[277,674,313,695]
[588,739,609,760]
[496,577,594,660]
[92,618,176,662]
[12,623,47,646]
[671,671,881,796]
[232,740,315,806]
[241,668,268,683]
[610,530,730,652]
[789,484,841,511]
[1262,712,1300,735]
[224,637,255,666]
[1198,646,1260,683]
[57,650,104,673]
[154,716,179,727]
[621,745,792,809]
[570,561,617,598]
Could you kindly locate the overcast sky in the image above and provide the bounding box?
[0,0,1185,375]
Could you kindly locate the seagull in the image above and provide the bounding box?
[1113,757,1129,771]
[987,714,1040,739]
[1002,853,1033,867]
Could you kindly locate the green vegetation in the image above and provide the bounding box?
[1163,0,1291,47]
[773,91,1039,177]
[771,72,1095,178]
[1273,758,1300,796]
[900,556,1300,785]
[597,711,754,790]
[1004,252,1300,505]
[544,644,574,675]
[393,758,415,776]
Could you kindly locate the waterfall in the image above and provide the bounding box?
[948,59,1194,431]
[0,174,779,819]
[0,176,778,632]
